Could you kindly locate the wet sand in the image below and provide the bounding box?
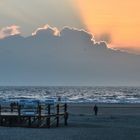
[0,103,140,140]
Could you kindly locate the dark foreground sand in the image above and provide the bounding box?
[0,103,140,140]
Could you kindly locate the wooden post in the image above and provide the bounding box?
[0,117,3,126]
[0,105,1,125]
[64,104,68,126]
[38,105,41,117]
[18,105,21,116]
[10,103,13,112]
[18,105,21,124]
[64,103,67,112]
[47,104,50,128]
[0,105,1,115]
[38,105,41,127]
[28,117,31,126]
[9,116,12,126]
[56,104,59,127]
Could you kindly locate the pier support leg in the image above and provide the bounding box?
[28,117,31,126]
[64,104,68,126]
[18,105,21,124]
[38,105,41,127]
[47,105,50,128]
[56,104,59,127]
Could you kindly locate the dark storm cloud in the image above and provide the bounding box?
[0,24,140,86]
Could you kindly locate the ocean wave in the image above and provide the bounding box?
[0,86,140,103]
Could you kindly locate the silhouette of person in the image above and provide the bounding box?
[93,104,98,116]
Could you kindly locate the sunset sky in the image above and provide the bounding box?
[75,0,140,52]
[0,0,140,53]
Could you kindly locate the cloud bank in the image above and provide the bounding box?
[0,25,20,39]
[0,24,140,86]
[32,25,60,36]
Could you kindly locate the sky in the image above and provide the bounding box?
[0,0,140,86]
[0,0,140,53]
[76,0,140,53]
[0,0,84,35]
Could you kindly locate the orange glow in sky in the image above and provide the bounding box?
[75,0,140,50]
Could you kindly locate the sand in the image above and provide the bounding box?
[0,103,140,140]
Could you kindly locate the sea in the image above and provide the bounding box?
[0,86,140,104]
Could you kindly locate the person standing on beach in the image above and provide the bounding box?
[93,104,98,116]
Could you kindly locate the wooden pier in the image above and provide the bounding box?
[0,100,68,128]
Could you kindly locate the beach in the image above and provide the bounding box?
[0,103,140,140]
